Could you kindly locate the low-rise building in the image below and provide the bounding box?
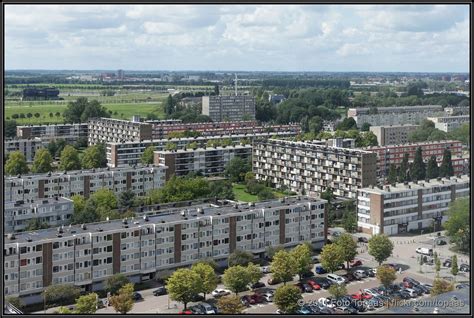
[16,123,89,143]
[357,175,469,236]
[154,144,252,180]
[202,95,256,121]
[5,197,74,233]
[88,118,153,145]
[444,106,470,116]
[5,138,44,162]
[426,115,470,133]
[253,139,377,199]
[4,196,327,304]
[369,124,420,146]
[4,165,167,202]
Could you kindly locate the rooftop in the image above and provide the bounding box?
[4,196,326,244]
[364,139,462,150]
[259,138,375,154]
[16,123,88,128]
[6,197,73,208]
[154,144,252,154]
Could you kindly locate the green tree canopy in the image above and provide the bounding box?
[81,144,107,169]
[320,243,344,273]
[63,97,110,123]
[167,268,201,310]
[5,120,17,138]
[328,284,347,299]
[431,278,454,296]
[291,244,312,280]
[368,234,394,265]
[217,296,245,314]
[222,265,252,295]
[59,145,81,171]
[376,265,397,288]
[44,284,81,307]
[5,151,29,175]
[105,273,130,295]
[141,145,156,165]
[274,285,302,314]
[228,250,254,267]
[191,262,218,299]
[335,233,358,269]
[75,293,98,314]
[444,198,469,253]
[109,283,134,314]
[270,250,297,284]
[439,149,454,177]
[224,157,252,182]
[32,148,53,173]
[426,155,439,179]
[387,164,398,184]
[411,147,425,181]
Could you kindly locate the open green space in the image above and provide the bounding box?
[232,183,286,203]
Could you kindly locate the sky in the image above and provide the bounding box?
[4,4,470,72]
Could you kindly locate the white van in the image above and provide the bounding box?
[327,274,346,285]
[416,247,433,256]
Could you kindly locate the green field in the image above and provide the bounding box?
[232,183,286,202]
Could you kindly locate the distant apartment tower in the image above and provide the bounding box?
[365,140,464,178]
[88,118,153,145]
[347,105,445,127]
[22,87,60,101]
[5,197,73,233]
[4,165,166,202]
[357,175,469,236]
[117,69,124,79]
[154,144,252,180]
[5,138,44,162]
[426,116,470,133]
[268,94,286,104]
[369,124,420,146]
[253,139,377,199]
[16,123,89,143]
[202,95,256,121]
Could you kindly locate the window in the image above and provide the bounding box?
[20,259,27,267]
[53,266,60,273]
[36,256,42,264]
[36,244,43,252]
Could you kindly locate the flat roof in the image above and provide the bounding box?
[5,197,73,208]
[5,196,327,244]
[154,144,252,154]
[261,139,375,154]
[364,140,461,150]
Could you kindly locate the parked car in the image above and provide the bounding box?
[311,255,320,263]
[311,277,331,289]
[416,247,433,256]
[295,282,313,293]
[190,294,205,302]
[306,279,321,290]
[365,268,375,277]
[334,306,358,314]
[268,277,281,285]
[240,296,251,307]
[153,286,167,296]
[403,288,418,298]
[318,297,336,309]
[250,293,265,304]
[178,310,193,315]
[362,300,375,311]
[392,290,411,300]
[132,292,143,301]
[261,266,271,273]
[189,306,205,314]
[350,259,363,267]
[315,266,327,274]
[261,293,274,302]
[301,270,315,278]
[460,264,470,272]
[351,292,372,300]
[327,274,346,285]
[443,259,452,267]
[363,288,381,297]
[319,307,336,314]
[250,282,266,289]
[403,277,420,285]
[297,305,313,315]
[456,283,470,290]
[353,269,367,279]
[211,289,231,298]
[358,237,368,243]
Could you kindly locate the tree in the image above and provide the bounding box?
[328,284,347,299]
[59,145,81,171]
[266,245,284,260]
[291,244,312,281]
[164,95,175,116]
[5,120,17,138]
[63,97,110,123]
[55,307,74,314]
[387,164,398,184]
[435,254,441,275]
[342,211,357,233]
[109,283,134,314]
[377,265,397,289]
[72,196,100,225]
[426,155,439,179]
[439,149,454,177]
[451,255,458,280]
[44,284,81,307]
[225,157,251,182]
[214,84,220,96]
[247,262,264,286]
[270,250,297,284]
[34,112,41,118]
[186,141,198,150]
[398,153,410,182]
[222,265,252,295]
[361,122,371,131]
[25,218,49,231]
[258,188,276,200]
[431,278,454,296]
[368,234,394,265]
[167,268,201,310]
[165,142,177,151]
[75,293,98,314]
[105,273,130,295]
[27,112,33,118]
[336,117,357,131]
[411,147,425,181]
[321,188,334,204]
[217,296,244,314]
[274,285,302,314]
[32,148,53,173]
[141,145,156,165]
[81,144,107,169]
[118,190,136,209]
[444,198,469,253]
[228,250,254,267]
[5,296,24,310]
[191,262,218,300]
[335,233,358,269]
[320,243,344,273]
[5,151,29,175]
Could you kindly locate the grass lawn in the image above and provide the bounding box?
[232,183,287,202]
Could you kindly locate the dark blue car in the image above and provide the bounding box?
[315,266,327,274]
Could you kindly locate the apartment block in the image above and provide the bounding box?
[357,175,470,236]
[5,197,74,233]
[154,145,252,180]
[4,196,327,304]
[5,138,44,162]
[16,123,88,143]
[5,165,167,202]
[347,105,445,127]
[202,95,256,122]
[365,140,463,178]
[88,118,153,145]
[253,139,377,199]
[369,125,420,146]
[426,115,470,133]
[106,131,298,168]
[444,106,470,116]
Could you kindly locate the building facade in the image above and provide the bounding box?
[154,145,252,180]
[444,106,470,116]
[202,95,256,121]
[357,175,470,236]
[88,118,153,145]
[4,196,327,304]
[426,116,470,133]
[253,139,377,199]
[5,165,167,202]
[106,131,298,168]
[347,105,445,127]
[16,123,88,143]
[5,197,74,233]
[364,140,463,178]
[5,138,44,162]
[369,125,420,146]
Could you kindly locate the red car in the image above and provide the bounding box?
[351,292,373,300]
[178,310,193,315]
[307,280,321,290]
[250,293,265,304]
[350,259,363,267]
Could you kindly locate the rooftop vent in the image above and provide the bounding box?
[7,233,16,240]
[161,220,166,223]
[81,224,87,230]
[122,219,128,225]
[248,202,255,207]
[143,215,149,222]
[198,208,204,215]
[97,228,103,232]
[134,221,140,225]
[57,233,62,237]
[57,226,63,234]
[26,237,32,242]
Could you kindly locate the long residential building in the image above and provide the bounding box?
[5,165,167,202]
[369,124,420,146]
[16,123,88,143]
[202,95,256,121]
[4,196,328,304]
[5,138,44,162]
[364,140,463,178]
[88,117,153,145]
[5,197,74,234]
[357,175,470,236]
[426,115,470,133]
[347,105,445,127]
[106,131,298,168]
[154,145,252,180]
[253,139,378,199]
[444,106,470,116]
